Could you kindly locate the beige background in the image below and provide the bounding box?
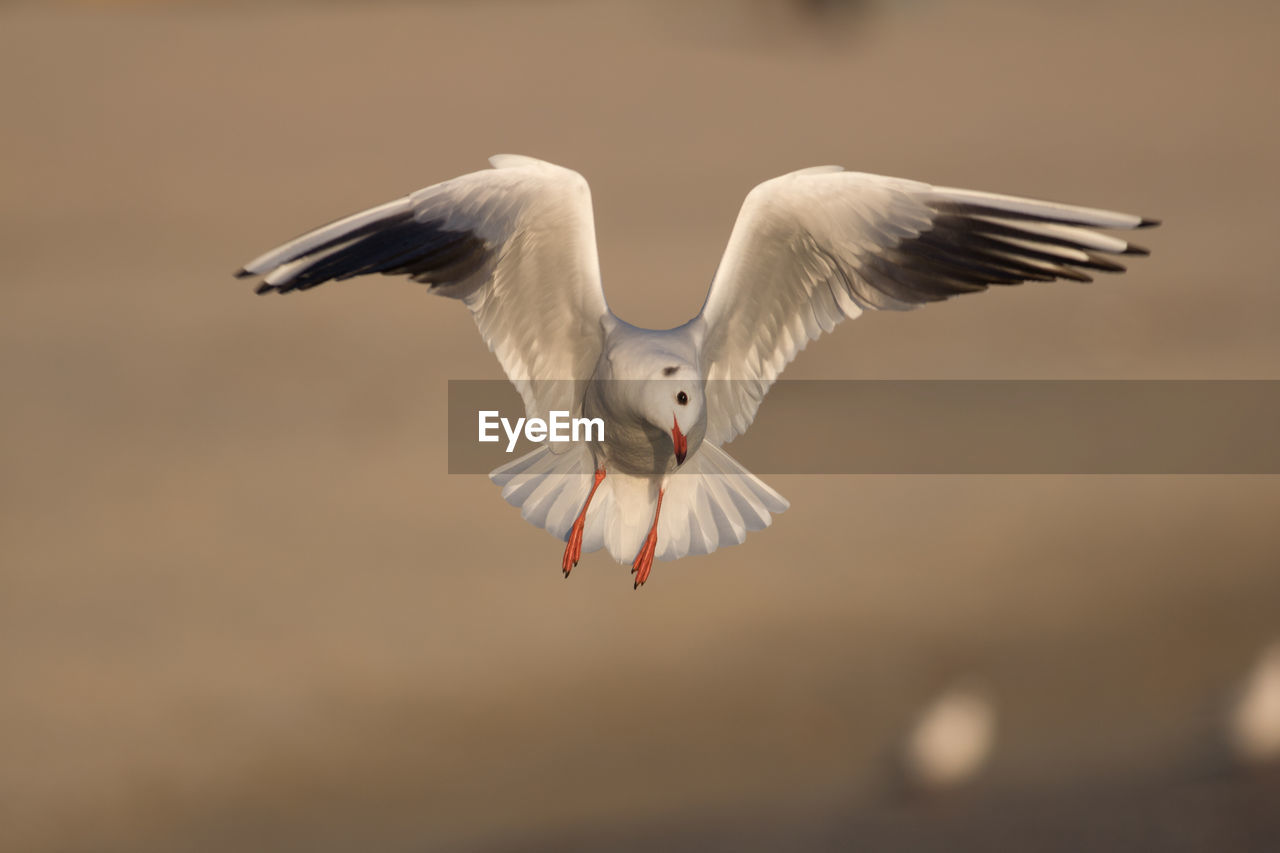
[3,1,1278,850]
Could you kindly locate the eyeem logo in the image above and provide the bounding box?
[479,410,604,453]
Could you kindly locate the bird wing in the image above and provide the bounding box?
[696,167,1157,444]
[237,155,608,423]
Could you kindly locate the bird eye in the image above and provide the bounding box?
[676,391,688,405]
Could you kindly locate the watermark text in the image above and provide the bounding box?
[478,410,604,452]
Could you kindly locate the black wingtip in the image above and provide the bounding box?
[254,282,276,295]
[234,267,254,279]
[1138,217,1161,228]
[1123,243,1151,256]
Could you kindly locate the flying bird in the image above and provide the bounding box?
[237,155,1156,587]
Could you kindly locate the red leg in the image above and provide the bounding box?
[562,469,606,577]
[631,488,665,589]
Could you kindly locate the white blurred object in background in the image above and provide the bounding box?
[1227,640,1280,765]
[903,683,997,792]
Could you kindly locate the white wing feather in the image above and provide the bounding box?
[697,168,1156,444]
[238,155,608,422]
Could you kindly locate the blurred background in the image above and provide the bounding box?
[3,0,1279,850]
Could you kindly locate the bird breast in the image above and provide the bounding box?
[582,378,678,477]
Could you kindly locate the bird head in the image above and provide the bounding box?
[640,364,705,467]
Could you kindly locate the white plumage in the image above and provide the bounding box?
[238,155,1155,586]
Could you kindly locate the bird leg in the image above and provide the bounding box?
[631,488,665,589]
[562,468,606,577]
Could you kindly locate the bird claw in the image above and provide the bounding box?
[561,469,606,579]
[629,487,664,589]
[562,525,583,577]
[630,535,657,588]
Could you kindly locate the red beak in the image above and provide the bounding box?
[671,417,688,466]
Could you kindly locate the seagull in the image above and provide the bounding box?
[237,155,1156,587]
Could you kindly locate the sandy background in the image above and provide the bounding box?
[3,0,1279,850]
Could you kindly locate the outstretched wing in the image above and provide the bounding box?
[237,154,609,422]
[697,167,1157,444]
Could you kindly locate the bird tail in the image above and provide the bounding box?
[487,444,655,561]
[490,443,600,549]
[489,443,788,566]
[655,444,789,562]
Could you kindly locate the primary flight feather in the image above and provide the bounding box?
[237,155,1156,587]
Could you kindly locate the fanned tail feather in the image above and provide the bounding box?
[490,444,599,549]
[490,443,788,567]
[656,444,788,561]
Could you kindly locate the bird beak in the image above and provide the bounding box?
[672,417,688,466]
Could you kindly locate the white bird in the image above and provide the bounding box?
[237,155,1155,587]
